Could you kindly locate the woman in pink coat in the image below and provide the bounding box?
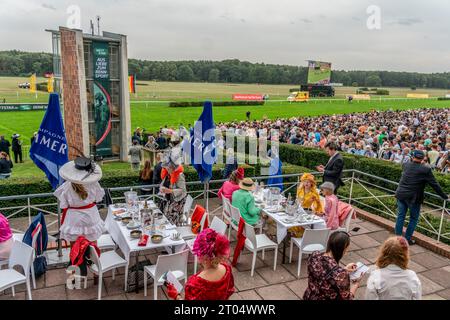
[0,213,13,260]
[218,168,244,202]
[319,182,340,230]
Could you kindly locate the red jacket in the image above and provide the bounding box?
[70,235,100,267]
[184,263,235,300]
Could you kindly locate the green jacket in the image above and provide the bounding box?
[231,189,261,226]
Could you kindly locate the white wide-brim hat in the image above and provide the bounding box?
[59,160,103,185]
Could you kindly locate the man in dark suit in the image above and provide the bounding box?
[316,142,344,194]
[0,135,11,155]
[395,150,448,245]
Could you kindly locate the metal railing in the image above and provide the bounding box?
[1,169,449,247]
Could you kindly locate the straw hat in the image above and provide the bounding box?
[239,178,255,191]
[59,157,102,185]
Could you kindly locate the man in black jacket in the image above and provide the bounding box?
[316,142,344,194]
[395,150,448,245]
[11,134,23,163]
[0,135,11,155]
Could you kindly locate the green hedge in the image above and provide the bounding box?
[276,143,450,194]
[437,97,450,101]
[169,101,265,107]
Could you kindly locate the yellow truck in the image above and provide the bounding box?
[287,91,309,102]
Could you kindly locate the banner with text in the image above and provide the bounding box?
[232,94,264,101]
[93,41,113,157]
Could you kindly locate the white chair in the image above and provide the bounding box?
[144,249,189,300]
[97,233,117,251]
[210,216,228,236]
[176,204,208,240]
[222,198,232,233]
[187,217,228,274]
[0,241,34,300]
[228,205,241,239]
[88,246,129,300]
[244,222,278,277]
[289,228,330,278]
[337,208,355,233]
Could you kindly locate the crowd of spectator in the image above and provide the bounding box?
[214,108,449,173]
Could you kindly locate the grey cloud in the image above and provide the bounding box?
[300,18,312,23]
[41,3,57,10]
[391,17,423,26]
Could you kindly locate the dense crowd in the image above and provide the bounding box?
[214,108,449,172]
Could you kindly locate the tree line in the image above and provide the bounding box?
[1,50,449,89]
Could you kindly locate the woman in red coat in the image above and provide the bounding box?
[167,228,235,300]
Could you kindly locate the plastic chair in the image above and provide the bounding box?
[187,217,228,274]
[176,204,208,240]
[210,217,228,236]
[88,246,129,300]
[244,222,278,277]
[222,198,232,234]
[144,249,189,300]
[97,233,117,251]
[0,241,34,300]
[337,208,355,233]
[289,228,330,278]
[228,205,241,239]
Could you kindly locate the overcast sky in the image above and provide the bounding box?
[1,0,449,73]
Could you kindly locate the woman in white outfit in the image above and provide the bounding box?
[365,236,422,300]
[54,157,105,244]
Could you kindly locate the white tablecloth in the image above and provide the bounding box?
[261,206,326,244]
[106,202,186,262]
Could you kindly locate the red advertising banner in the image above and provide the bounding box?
[232,94,264,101]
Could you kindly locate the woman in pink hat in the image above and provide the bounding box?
[218,168,244,202]
[0,213,13,260]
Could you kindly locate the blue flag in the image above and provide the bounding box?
[30,93,69,189]
[190,101,216,183]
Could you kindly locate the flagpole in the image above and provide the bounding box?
[57,200,62,257]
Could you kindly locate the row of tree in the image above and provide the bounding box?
[1,50,450,89]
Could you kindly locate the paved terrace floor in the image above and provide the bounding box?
[1,199,450,301]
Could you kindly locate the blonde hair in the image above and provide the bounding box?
[376,236,409,270]
[72,183,88,200]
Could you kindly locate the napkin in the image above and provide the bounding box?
[138,234,149,246]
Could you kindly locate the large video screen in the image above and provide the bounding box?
[307,61,332,85]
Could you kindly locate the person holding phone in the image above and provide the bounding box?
[165,228,235,300]
[365,236,422,300]
[303,231,362,300]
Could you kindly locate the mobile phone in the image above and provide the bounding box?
[352,227,361,232]
[350,262,369,280]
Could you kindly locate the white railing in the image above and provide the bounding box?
[0,170,448,251]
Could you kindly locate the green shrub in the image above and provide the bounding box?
[437,97,450,101]
[375,89,389,95]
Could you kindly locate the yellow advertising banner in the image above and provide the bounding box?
[47,76,54,93]
[295,91,309,102]
[29,74,37,93]
[407,93,429,98]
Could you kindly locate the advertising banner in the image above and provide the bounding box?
[307,61,332,85]
[30,73,37,93]
[0,103,48,112]
[129,74,136,93]
[93,41,112,156]
[406,93,429,99]
[232,94,264,101]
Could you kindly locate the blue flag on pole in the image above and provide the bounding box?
[30,93,69,189]
[190,101,216,183]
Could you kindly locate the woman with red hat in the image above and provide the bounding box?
[218,168,244,202]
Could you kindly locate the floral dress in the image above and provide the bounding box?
[303,251,353,300]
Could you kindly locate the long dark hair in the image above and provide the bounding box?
[140,160,153,181]
[326,231,351,264]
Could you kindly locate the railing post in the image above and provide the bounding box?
[437,200,446,242]
[27,197,32,225]
[348,171,355,205]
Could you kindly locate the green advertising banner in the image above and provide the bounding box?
[93,41,112,157]
[0,103,47,112]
